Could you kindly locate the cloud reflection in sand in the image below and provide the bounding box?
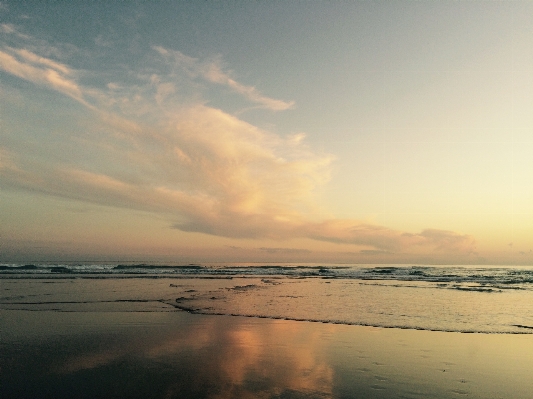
[56,314,333,398]
[3,309,533,398]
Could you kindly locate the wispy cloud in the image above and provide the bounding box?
[0,27,476,258]
[0,46,88,105]
[0,23,14,34]
[1,22,30,39]
[13,47,71,74]
[153,46,295,111]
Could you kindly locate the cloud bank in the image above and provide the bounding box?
[0,26,475,257]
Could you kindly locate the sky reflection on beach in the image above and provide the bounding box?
[2,311,334,398]
[2,310,533,399]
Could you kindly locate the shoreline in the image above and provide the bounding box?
[2,274,533,334]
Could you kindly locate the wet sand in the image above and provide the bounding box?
[2,308,533,398]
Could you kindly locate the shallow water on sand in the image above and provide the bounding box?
[2,271,533,333]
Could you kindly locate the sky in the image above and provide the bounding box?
[1,1,532,264]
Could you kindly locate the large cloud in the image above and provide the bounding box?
[0,27,476,256]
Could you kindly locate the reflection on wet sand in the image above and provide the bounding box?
[1,311,334,398]
[2,310,533,398]
[141,316,334,398]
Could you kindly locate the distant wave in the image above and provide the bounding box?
[2,263,533,291]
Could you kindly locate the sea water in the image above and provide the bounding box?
[1,263,533,334]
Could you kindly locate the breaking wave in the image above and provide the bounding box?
[2,263,533,291]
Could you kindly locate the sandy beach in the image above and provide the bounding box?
[2,276,533,398]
